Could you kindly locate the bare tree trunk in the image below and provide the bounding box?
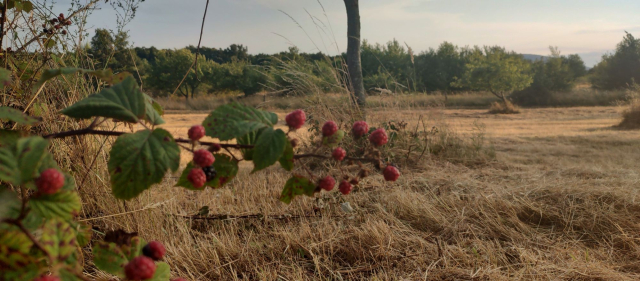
[343,0,366,107]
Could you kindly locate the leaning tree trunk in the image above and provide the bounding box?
[343,0,366,107]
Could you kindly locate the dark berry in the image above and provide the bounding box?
[290,138,299,148]
[318,176,335,191]
[65,20,72,25]
[322,121,338,137]
[285,109,306,130]
[383,166,400,182]
[124,256,156,281]
[62,30,67,35]
[209,143,221,152]
[193,149,214,167]
[369,128,388,146]
[332,147,346,161]
[188,125,205,141]
[352,121,369,138]
[50,18,58,23]
[142,241,166,261]
[202,166,217,181]
[187,168,206,188]
[349,178,359,185]
[339,180,352,195]
[36,168,65,195]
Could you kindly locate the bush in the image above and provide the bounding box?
[488,100,520,114]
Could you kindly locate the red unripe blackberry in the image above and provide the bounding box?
[124,256,156,281]
[59,13,65,19]
[332,147,346,161]
[50,18,58,23]
[339,180,352,195]
[65,20,72,25]
[33,276,61,281]
[322,121,338,137]
[368,128,388,146]
[193,149,214,167]
[36,168,65,195]
[142,241,166,261]
[285,109,306,130]
[209,143,221,152]
[187,168,206,188]
[54,24,61,29]
[318,176,335,191]
[187,125,205,141]
[352,121,369,138]
[383,166,400,182]
[61,30,67,35]
[349,178,359,185]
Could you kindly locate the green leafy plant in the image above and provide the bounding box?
[1,65,398,280]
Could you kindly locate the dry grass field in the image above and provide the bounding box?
[79,105,640,280]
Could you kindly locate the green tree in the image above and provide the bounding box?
[146,49,210,100]
[454,46,533,106]
[590,32,640,89]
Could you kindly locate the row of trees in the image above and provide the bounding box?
[87,28,599,103]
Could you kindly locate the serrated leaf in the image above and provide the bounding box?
[0,129,21,148]
[0,136,50,186]
[252,128,286,173]
[0,230,33,269]
[16,136,49,184]
[0,263,40,280]
[59,268,82,281]
[0,147,20,185]
[93,241,127,278]
[237,129,260,161]
[144,94,164,125]
[147,262,171,281]
[122,236,146,261]
[61,76,145,123]
[279,176,316,204]
[0,106,38,125]
[29,191,82,220]
[278,139,294,171]
[0,189,20,221]
[208,154,239,188]
[202,102,277,141]
[109,128,180,200]
[322,130,345,148]
[74,221,92,248]
[42,218,77,262]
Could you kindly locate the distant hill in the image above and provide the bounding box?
[521,54,549,62]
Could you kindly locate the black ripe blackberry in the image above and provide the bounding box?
[202,166,217,181]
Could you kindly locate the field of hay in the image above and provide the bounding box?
[83,105,640,280]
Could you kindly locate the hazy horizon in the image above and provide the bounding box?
[55,0,640,67]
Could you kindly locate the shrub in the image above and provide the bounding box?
[488,100,520,114]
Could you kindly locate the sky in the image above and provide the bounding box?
[55,0,640,67]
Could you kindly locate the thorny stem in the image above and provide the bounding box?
[42,128,380,162]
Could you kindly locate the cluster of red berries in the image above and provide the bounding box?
[124,241,168,280]
[35,168,65,195]
[42,13,72,35]
[187,125,218,188]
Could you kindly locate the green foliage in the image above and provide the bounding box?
[454,46,533,101]
[108,128,180,200]
[590,32,640,89]
[41,218,76,263]
[29,192,82,220]
[202,102,277,141]
[322,130,345,148]
[93,242,128,278]
[279,176,316,204]
[0,107,38,125]
[252,127,287,173]
[278,140,294,171]
[511,47,587,106]
[62,76,146,123]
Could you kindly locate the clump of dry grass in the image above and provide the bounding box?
[489,100,520,114]
[617,98,640,129]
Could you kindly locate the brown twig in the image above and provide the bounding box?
[194,0,210,81]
